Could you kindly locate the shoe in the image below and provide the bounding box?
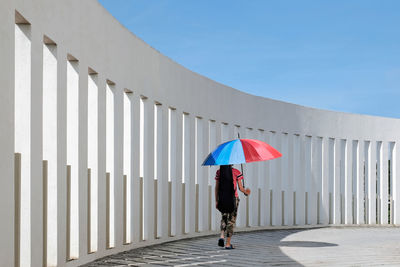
[218,238,224,247]
[225,244,235,249]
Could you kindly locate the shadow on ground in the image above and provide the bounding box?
[83,228,336,266]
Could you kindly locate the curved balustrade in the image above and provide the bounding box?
[1,1,400,266]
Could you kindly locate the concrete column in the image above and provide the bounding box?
[286,134,294,226]
[0,6,15,267]
[328,138,335,224]
[78,62,89,256]
[96,75,107,252]
[333,138,341,224]
[105,82,115,247]
[188,114,196,233]
[245,128,257,227]
[258,130,269,226]
[175,109,183,237]
[310,136,321,225]
[142,98,155,240]
[88,71,99,250]
[208,120,218,231]
[160,104,169,238]
[201,118,210,231]
[56,46,68,265]
[123,91,132,244]
[344,139,353,224]
[183,112,190,234]
[15,19,32,267]
[170,108,183,236]
[380,142,389,224]
[393,142,400,224]
[281,133,290,226]
[304,136,312,225]
[272,132,283,226]
[43,37,58,265]
[356,140,365,224]
[368,141,377,224]
[212,122,222,230]
[195,117,205,231]
[154,103,166,238]
[31,28,44,267]
[67,57,80,257]
[293,134,302,226]
[113,86,124,246]
[321,137,330,225]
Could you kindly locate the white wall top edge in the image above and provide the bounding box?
[8,0,400,141]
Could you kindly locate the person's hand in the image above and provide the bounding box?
[244,188,251,196]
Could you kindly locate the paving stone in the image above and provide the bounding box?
[83,227,400,266]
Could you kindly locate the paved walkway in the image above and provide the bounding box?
[84,227,400,266]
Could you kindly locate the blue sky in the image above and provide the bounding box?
[98,0,400,118]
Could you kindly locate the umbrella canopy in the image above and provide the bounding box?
[202,138,282,166]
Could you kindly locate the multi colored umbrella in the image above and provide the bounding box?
[202,138,282,166]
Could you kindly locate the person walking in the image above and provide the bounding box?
[215,164,251,249]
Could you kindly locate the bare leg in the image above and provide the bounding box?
[226,236,232,247]
[220,230,225,239]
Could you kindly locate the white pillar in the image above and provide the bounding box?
[0,7,15,267]
[260,130,270,226]
[285,134,293,226]
[201,119,210,231]
[88,72,99,250]
[281,133,289,225]
[321,137,330,225]
[15,21,32,267]
[344,139,353,224]
[295,135,306,225]
[393,142,400,224]
[66,58,80,257]
[333,138,341,224]
[56,46,68,265]
[271,132,283,226]
[43,39,58,265]
[78,62,89,256]
[142,98,155,240]
[368,141,377,224]
[183,112,190,234]
[310,136,321,225]
[195,117,205,231]
[209,120,218,231]
[123,91,132,243]
[283,134,293,225]
[130,93,141,243]
[30,29,44,267]
[170,108,183,236]
[356,140,365,224]
[160,104,169,238]
[304,136,312,224]
[154,103,167,238]
[188,114,196,233]
[380,142,389,224]
[113,86,124,246]
[105,81,115,247]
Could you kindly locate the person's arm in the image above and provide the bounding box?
[215,179,219,208]
[238,179,250,196]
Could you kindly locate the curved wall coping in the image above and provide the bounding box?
[12,0,400,141]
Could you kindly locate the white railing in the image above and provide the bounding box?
[1,1,400,267]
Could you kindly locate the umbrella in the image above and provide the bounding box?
[203,137,282,190]
[202,138,282,166]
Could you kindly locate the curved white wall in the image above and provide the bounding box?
[1,0,400,266]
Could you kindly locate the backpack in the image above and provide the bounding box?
[217,165,237,213]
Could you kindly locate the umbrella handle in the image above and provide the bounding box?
[237,133,246,191]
